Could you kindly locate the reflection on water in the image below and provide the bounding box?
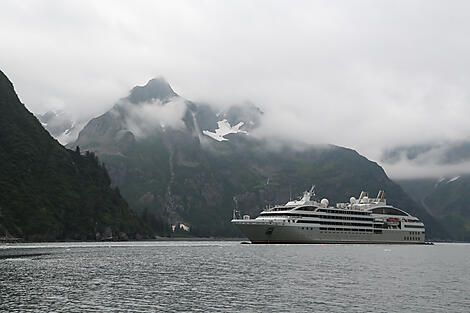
[1,242,469,312]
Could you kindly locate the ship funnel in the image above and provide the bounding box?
[359,191,367,200]
[377,190,385,200]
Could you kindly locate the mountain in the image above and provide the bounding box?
[70,77,448,239]
[398,175,470,241]
[128,77,177,104]
[0,70,149,241]
[37,111,73,137]
[382,141,470,241]
[36,110,84,145]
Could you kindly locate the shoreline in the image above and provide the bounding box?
[2,238,470,245]
[0,237,247,244]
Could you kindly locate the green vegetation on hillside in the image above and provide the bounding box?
[0,70,149,241]
[399,177,470,241]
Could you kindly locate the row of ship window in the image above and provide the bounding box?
[404,236,420,241]
[276,207,410,217]
[370,207,408,216]
[315,215,373,221]
[316,209,370,216]
[290,220,424,232]
[298,220,373,227]
[261,212,373,221]
[300,227,381,233]
[404,225,424,229]
[320,228,373,232]
[317,207,409,216]
[409,231,422,235]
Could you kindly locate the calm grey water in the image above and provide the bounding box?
[1,241,469,312]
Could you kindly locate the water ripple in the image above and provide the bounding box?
[1,242,469,312]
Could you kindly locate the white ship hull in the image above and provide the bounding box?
[233,220,425,244]
[232,187,426,244]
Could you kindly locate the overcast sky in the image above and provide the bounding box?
[2,0,470,179]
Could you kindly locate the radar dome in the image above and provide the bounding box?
[321,198,329,208]
[350,197,356,204]
[363,196,369,202]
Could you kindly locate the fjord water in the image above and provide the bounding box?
[1,242,469,312]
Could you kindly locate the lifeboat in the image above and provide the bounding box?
[386,217,400,226]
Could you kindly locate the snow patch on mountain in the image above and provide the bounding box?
[57,122,86,145]
[36,110,86,145]
[434,175,461,188]
[203,119,248,142]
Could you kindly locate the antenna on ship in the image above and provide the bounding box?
[232,196,240,219]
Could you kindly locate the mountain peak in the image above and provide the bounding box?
[128,77,177,104]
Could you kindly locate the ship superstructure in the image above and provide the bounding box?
[232,187,425,244]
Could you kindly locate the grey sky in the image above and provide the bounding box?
[2,0,470,178]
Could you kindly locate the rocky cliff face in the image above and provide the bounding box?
[0,70,149,241]
[398,175,470,241]
[70,78,448,239]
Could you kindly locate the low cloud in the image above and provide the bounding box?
[121,97,187,138]
[3,1,470,178]
[380,141,470,179]
[384,159,470,180]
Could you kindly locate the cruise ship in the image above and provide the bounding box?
[231,187,425,244]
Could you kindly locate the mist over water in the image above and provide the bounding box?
[1,241,469,312]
